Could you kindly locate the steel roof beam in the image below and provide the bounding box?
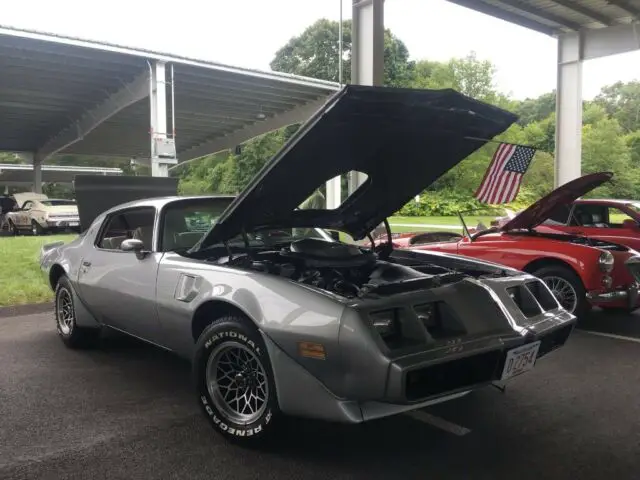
[550,0,614,26]
[177,97,329,163]
[605,0,640,17]
[582,22,640,59]
[36,70,150,160]
[446,0,559,35]
[496,1,583,30]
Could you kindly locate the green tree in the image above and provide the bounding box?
[514,91,556,126]
[594,81,640,133]
[581,116,638,198]
[270,19,414,86]
[410,52,511,108]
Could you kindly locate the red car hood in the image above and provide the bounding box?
[500,172,613,231]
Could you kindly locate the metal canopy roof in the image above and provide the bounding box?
[0,164,122,185]
[446,0,640,36]
[0,25,339,162]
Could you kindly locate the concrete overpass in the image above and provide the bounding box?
[339,0,640,207]
[0,24,339,193]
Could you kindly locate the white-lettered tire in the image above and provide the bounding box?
[55,275,101,349]
[193,315,280,444]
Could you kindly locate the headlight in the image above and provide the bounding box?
[598,251,615,273]
[370,309,400,339]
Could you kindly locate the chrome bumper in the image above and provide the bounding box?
[587,284,640,307]
[46,218,80,228]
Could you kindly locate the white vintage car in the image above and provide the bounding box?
[5,193,80,235]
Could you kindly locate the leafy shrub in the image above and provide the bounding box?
[396,187,535,217]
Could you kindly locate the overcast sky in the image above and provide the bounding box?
[3,0,639,99]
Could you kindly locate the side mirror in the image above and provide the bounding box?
[121,238,148,259]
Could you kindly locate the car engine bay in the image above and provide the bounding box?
[215,238,505,299]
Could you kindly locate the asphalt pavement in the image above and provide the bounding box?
[1,310,640,480]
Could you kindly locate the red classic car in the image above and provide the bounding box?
[540,198,640,253]
[386,172,640,317]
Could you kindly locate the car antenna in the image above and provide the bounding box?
[458,211,472,241]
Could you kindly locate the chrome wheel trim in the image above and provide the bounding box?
[206,341,269,425]
[57,287,74,336]
[543,275,578,313]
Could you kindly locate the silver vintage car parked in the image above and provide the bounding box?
[40,86,576,444]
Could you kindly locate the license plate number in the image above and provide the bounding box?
[500,341,541,381]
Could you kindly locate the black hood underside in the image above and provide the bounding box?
[196,85,518,250]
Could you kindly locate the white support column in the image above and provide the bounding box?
[325,176,342,210]
[33,156,43,194]
[555,33,584,187]
[337,0,386,202]
[351,0,385,86]
[149,61,177,177]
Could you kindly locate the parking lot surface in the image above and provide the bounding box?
[1,310,639,480]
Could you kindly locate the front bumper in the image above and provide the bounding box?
[266,275,577,424]
[45,218,80,229]
[42,215,80,230]
[587,285,640,308]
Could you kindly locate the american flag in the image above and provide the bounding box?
[474,143,536,204]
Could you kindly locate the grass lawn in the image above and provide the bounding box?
[0,234,76,307]
[388,215,496,233]
[0,215,481,307]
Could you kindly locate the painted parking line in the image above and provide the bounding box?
[406,410,471,436]
[580,330,640,344]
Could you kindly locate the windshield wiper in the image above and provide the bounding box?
[471,226,499,240]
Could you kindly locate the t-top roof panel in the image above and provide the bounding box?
[0,24,339,161]
[446,0,640,36]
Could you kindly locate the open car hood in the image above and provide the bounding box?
[195,85,518,250]
[13,192,47,206]
[74,175,178,231]
[500,171,613,232]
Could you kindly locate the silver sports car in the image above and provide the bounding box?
[40,86,576,444]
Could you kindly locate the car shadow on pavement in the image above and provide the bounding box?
[577,307,640,338]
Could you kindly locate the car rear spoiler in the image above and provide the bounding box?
[73,175,178,231]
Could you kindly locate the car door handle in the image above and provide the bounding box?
[82,261,92,267]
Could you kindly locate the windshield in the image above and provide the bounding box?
[625,202,640,215]
[40,200,76,206]
[458,207,520,237]
[161,197,336,252]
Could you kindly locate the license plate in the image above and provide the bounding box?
[69,222,79,227]
[500,341,541,381]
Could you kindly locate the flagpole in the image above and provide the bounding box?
[338,0,343,86]
[464,136,541,151]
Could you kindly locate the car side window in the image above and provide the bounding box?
[96,207,156,251]
[22,201,32,211]
[608,207,635,227]
[571,205,607,226]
